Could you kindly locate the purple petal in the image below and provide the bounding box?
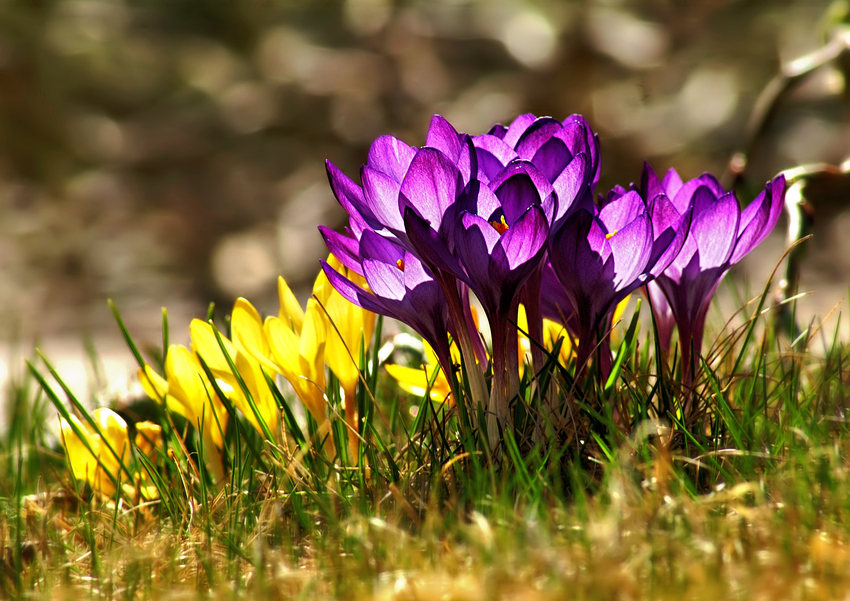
[695,173,726,197]
[647,193,691,277]
[319,226,363,275]
[425,114,463,160]
[322,260,387,314]
[361,165,405,232]
[401,250,435,290]
[552,152,589,222]
[607,213,652,289]
[399,148,461,227]
[461,212,501,253]
[458,180,501,220]
[455,212,499,292]
[599,189,646,234]
[514,117,563,159]
[362,257,406,301]
[494,169,545,225]
[473,135,517,182]
[730,175,786,265]
[403,206,464,277]
[549,209,596,280]
[326,160,373,231]
[498,205,548,270]
[640,162,665,201]
[559,116,600,183]
[502,113,537,147]
[530,137,572,182]
[359,229,404,264]
[367,135,416,182]
[660,167,683,198]
[491,161,552,211]
[691,190,740,269]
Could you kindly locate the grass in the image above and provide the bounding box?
[2,287,850,600]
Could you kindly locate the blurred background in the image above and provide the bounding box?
[1,0,848,401]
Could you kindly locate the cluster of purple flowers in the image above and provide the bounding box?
[320,113,785,433]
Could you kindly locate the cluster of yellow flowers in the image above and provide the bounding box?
[138,255,376,479]
[59,256,376,496]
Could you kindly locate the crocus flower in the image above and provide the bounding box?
[312,256,376,414]
[323,113,602,438]
[140,343,229,480]
[322,229,455,389]
[228,280,329,434]
[59,408,162,501]
[189,314,280,437]
[470,113,600,225]
[312,256,376,457]
[463,113,601,381]
[384,340,454,406]
[59,408,130,497]
[547,189,667,376]
[641,164,786,389]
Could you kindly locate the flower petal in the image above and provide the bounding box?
[730,175,785,265]
[399,147,462,227]
[425,114,462,160]
[362,165,405,233]
[367,135,416,182]
[606,212,652,290]
[498,204,548,271]
[691,189,740,269]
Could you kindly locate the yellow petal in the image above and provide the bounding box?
[265,315,301,379]
[134,421,163,461]
[189,319,238,379]
[232,297,280,375]
[385,363,452,404]
[231,351,279,437]
[139,364,168,404]
[299,299,327,383]
[322,291,368,398]
[612,294,630,326]
[60,409,129,497]
[278,275,304,334]
[93,408,129,478]
[59,414,100,488]
[165,345,228,450]
[610,294,631,346]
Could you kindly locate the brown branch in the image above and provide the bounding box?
[723,28,850,189]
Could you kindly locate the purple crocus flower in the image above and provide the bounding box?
[321,228,455,383]
[478,114,600,223]
[641,163,786,389]
[400,142,556,432]
[547,187,689,377]
[465,113,601,377]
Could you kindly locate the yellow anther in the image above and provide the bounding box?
[605,229,618,240]
[396,258,406,272]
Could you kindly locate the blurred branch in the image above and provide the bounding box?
[723,27,850,189]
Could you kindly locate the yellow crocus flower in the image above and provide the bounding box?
[385,340,453,405]
[312,256,375,456]
[264,294,328,426]
[139,344,229,481]
[59,408,130,498]
[189,318,279,440]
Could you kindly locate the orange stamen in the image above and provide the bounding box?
[490,215,509,235]
[396,258,405,272]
